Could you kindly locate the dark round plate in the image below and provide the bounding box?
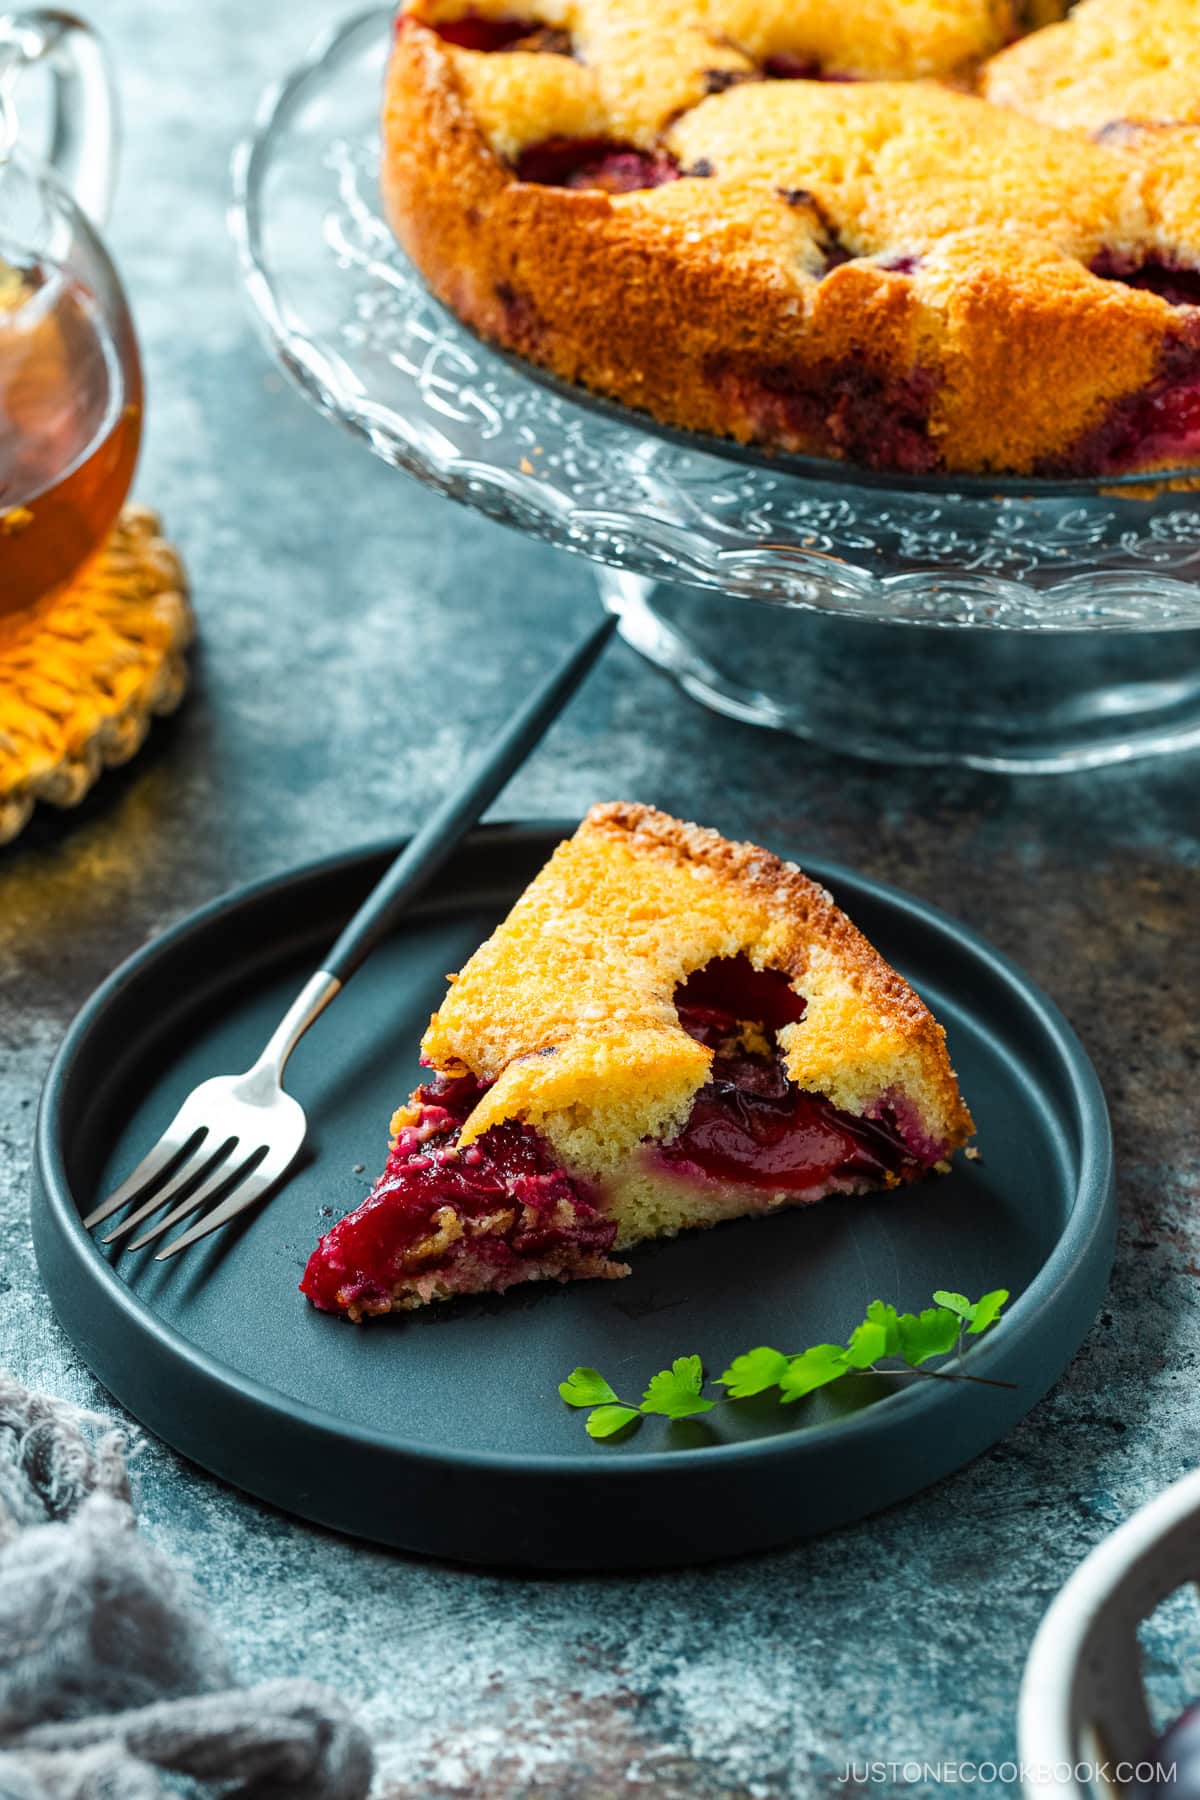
[33,823,1115,1570]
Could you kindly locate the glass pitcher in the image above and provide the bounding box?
[0,9,142,617]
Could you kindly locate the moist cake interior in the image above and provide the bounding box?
[302,954,922,1320]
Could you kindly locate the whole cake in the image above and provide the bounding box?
[302,804,973,1320]
[380,0,1200,478]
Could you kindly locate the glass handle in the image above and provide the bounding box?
[0,9,117,226]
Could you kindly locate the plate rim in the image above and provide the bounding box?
[34,820,1115,1482]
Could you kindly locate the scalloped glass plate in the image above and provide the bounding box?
[231,9,1200,769]
[231,8,1200,632]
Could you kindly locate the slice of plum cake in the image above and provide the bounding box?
[302,803,974,1320]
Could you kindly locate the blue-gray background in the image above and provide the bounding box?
[3,3,1200,1793]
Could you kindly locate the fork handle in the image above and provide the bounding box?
[252,611,617,1080]
[323,610,616,983]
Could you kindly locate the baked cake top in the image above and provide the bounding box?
[443,4,1194,275]
[984,0,1200,137]
[418,803,973,1175]
[387,0,1200,475]
[431,0,1029,152]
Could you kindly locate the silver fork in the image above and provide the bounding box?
[82,613,617,1261]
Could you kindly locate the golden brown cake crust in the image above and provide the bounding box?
[418,802,974,1177]
[983,0,1200,136]
[380,0,1200,479]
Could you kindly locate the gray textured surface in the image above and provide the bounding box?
[3,3,1200,1794]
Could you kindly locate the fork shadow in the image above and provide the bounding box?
[115,1137,320,1309]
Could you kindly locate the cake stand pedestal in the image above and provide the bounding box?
[600,570,1200,773]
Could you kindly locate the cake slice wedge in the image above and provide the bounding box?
[301,804,974,1320]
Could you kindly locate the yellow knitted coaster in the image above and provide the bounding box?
[0,505,194,846]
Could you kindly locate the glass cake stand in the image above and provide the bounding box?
[232,8,1200,772]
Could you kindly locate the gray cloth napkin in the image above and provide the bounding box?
[0,1372,373,1800]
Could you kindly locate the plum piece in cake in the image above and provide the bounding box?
[301,804,974,1320]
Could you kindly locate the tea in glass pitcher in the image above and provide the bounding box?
[0,12,142,618]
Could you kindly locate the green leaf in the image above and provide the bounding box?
[586,1404,642,1439]
[865,1300,902,1358]
[641,1355,715,1419]
[843,1319,889,1369]
[896,1307,961,1367]
[779,1344,851,1402]
[559,1367,618,1409]
[563,1281,1012,1443]
[929,1287,1011,1335]
[718,1346,790,1398]
[967,1288,1010,1335]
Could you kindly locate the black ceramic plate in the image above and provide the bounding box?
[34,824,1114,1570]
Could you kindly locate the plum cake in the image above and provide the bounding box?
[302,804,973,1320]
[379,0,1200,478]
